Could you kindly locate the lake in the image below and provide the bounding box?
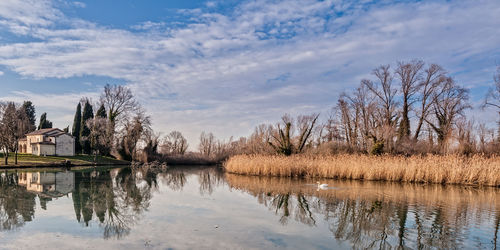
[0,166,499,249]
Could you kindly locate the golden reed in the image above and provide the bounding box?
[224,154,500,186]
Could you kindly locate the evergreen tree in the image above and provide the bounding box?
[22,101,36,130]
[72,103,82,153]
[96,104,107,118]
[38,113,53,130]
[80,101,94,154]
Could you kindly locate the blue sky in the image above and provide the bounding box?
[0,0,499,146]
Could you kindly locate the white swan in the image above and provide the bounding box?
[316,181,328,190]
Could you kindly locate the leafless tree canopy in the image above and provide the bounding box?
[395,59,424,139]
[161,131,188,155]
[425,78,470,151]
[198,131,215,157]
[483,66,500,111]
[267,113,319,155]
[86,117,111,161]
[117,109,152,161]
[100,84,139,125]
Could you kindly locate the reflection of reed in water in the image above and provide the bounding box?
[227,174,500,249]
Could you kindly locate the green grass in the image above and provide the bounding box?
[0,153,129,167]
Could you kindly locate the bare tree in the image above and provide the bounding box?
[246,124,274,154]
[395,60,424,140]
[117,109,151,161]
[268,113,319,155]
[322,108,343,143]
[142,130,160,163]
[363,65,399,152]
[456,118,475,155]
[0,103,8,164]
[414,64,447,140]
[296,113,320,153]
[268,114,294,155]
[483,65,500,140]
[86,117,110,162]
[349,84,378,150]
[483,65,500,111]
[0,102,32,165]
[199,131,215,157]
[161,131,188,155]
[426,78,470,151]
[100,84,139,124]
[363,65,399,127]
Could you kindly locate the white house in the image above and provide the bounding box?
[18,128,75,156]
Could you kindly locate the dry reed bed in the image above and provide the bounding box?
[226,174,500,209]
[224,154,500,186]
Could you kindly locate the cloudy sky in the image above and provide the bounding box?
[0,0,499,146]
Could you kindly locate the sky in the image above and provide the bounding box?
[0,0,499,147]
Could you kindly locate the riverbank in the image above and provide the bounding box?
[0,153,129,168]
[224,154,500,186]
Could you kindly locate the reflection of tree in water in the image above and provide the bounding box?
[0,172,36,231]
[0,166,226,239]
[197,167,224,195]
[157,166,224,195]
[227,174,500,249]
[267,192,316,226]
[160,170,186,191]
[72,167,158,239]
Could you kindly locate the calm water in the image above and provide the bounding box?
[0,166,499,250]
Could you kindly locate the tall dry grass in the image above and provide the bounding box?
[224,154,500,186]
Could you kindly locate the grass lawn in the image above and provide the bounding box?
[0,153,129,167]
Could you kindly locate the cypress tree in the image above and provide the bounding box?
[22,101,36,131]
[72,103,82,154]
[96,104,107,118]
[80,101,94,154]
[38,113,53,130]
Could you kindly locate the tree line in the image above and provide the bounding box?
[186,60,500,158]
[1,60,499,165]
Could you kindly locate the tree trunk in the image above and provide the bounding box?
[4,149,8,165]
[399,99,410,140]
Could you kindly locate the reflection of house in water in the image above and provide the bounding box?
[18,172,75,198]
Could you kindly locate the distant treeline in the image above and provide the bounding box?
[193,60,500,159]
[1,60,499,166]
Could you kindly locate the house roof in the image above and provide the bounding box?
[26,128,73,138]
[31,141,56,145]
[26,128,60,135]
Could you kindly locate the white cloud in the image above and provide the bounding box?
[0,71,4,76]
[72,1,85,8]
[0,0,499,146]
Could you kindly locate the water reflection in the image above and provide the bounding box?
[0,166,225,239]
[0,167,499,249]
[0,171,36,231]
[226,174,500,249]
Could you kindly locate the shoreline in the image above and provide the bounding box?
[224,154,500,187]
[0,162,131,169]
